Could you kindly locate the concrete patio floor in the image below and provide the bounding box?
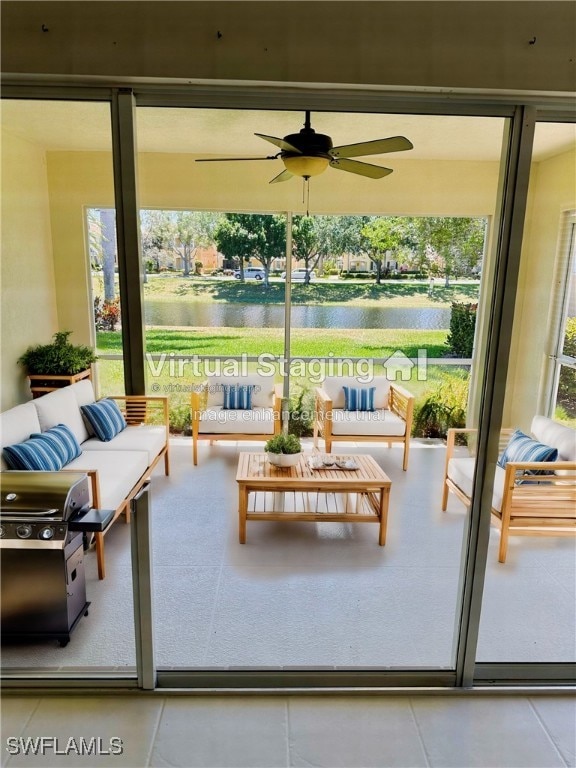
[1,438,575,673]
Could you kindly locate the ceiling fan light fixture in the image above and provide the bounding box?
[282,154,330,178]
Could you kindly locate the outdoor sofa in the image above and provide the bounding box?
[0,381,169,579]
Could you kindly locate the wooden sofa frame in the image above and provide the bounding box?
[79,395,169,580]
[313,382,415,470]
[442,427,576,563]
[191,384,282,465]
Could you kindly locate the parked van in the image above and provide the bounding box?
[280,268,316,282]
[234,267,265,280]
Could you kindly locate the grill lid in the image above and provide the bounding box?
[0,472,90,521]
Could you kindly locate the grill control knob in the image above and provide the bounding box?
[0,525,5,538]
[16,524,32,539]
[38,526,54,541]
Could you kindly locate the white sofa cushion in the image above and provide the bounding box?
[66,449,149,510]
[71,379,98,408]
[206,375,275,408]
[82,425,166,464]
[0,402,42,469]
[322,376,390,410]
[33,386,90,445]
[531,415,576,461]
[330,408,406,437]
[198,406,276,435]
[448,457,505,513]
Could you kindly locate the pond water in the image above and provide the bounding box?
[144,300,450,330]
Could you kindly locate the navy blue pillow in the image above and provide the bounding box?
[81,399,127,442]
[222,384,254,410]
[30,423,81,466]
[497,429,558,474]
[3,435,64,471]
[342,386,376,412]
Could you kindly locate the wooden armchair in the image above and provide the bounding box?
[313,376,414,470]
[191,375,282,465]
[442,416,576,562]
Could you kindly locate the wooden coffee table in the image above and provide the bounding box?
[236,453,391,545]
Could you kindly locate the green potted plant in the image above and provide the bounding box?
[264,432,303,467]
[19,331,97,397]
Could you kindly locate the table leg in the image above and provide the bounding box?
[238,483,248,544]
[379,487,390,546]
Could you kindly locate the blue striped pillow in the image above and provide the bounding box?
[222,384,254,410]
[81,398,127,442]
[30,424,82,466]
[497,430,558,474]
[342,386,376,412]
[3,435,64,471]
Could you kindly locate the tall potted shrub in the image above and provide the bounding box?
[19,331,97,398]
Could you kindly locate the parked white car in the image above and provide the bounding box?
[280,268,316,282]
[234,267,265,280]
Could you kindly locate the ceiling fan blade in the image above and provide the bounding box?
[195,156,277,162]
[329,158,393,179]
[330,136,413,159]
[269,169,293,184]
[255,133,302,153]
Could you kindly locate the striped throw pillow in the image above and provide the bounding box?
[30,424,82,466]
[497,429,558,474]
[342,386,376,412]
[222,384,254,410]
[3,435,64,471]
[81,398,127,442]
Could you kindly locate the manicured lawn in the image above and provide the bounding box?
[97,327,450,359]
[94,273,480,308]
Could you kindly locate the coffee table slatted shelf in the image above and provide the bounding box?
[236,453,392,545]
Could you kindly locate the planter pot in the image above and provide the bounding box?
[266,451,302,468]
[28,368,92,399]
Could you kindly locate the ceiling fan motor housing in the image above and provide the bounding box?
[284,129,333,158]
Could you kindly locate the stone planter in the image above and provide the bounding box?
[266,451,302,468]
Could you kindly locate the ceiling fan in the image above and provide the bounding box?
[195,111,414,184]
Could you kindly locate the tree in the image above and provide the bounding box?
[140,209,173,274]
[411,217,486,286]
[361,217,405,284]
[291,216,322,284]
[214,213,286,286]
[148,211,222,276]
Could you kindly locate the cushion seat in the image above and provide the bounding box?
[447,457,505,513]
[82,424,167,464]
[330,408,406,437]
[198,406,276,435]
[66,449,149,511]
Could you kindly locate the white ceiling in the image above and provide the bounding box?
[2,100,574,162]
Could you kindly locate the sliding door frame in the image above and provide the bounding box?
[2,80,575,691]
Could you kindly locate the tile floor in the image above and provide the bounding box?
[1,693,575,767]
[1,439,575,672]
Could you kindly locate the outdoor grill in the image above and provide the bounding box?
[0,471,114,647]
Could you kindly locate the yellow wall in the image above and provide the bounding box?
[46,151,115,346]
[505,147,576,429]
[0,131,58,410]
[2,2,575,93]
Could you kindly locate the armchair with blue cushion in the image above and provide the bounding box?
[191,374,282,465]
[313,376,415,470]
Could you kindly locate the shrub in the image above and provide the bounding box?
[94,296,121,331]
[287,386,314,438]
[446,302,477,357]
[18,331,97,376]
[557,317,576,418]
[413,372,469,439]
[169,403,192,435]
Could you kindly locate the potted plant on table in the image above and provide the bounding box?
[264,432,303,467]
[18,330,97,398]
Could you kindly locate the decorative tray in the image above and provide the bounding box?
[307,456,359,471]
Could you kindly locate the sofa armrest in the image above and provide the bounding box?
[109,394,169,435]
[389,383,415,433]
